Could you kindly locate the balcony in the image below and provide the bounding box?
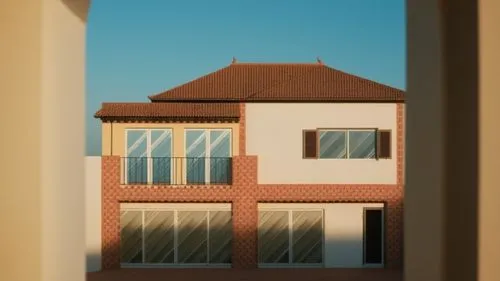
[121,157,233,185]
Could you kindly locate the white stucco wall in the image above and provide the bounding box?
[246,103,398,184]
[85,157,102,272]
[323,203,384,268]
[258,203,384,268]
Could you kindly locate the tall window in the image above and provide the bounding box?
[258,210,324,265]
[303,129,391,159]
[120,207,232,265]
[125,129,172,184]
[185,129,232,184]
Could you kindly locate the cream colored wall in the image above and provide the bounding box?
[0,1,43,280]
[478,1,500,280]
[40,0,87,280]
[101,122,240,157]
[246,103,398,184]
[258,203,384,268]
[323,203,383,268]
[0,0,88,281]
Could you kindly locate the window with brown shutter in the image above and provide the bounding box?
[377,130,392,159]
[303,130,318,158]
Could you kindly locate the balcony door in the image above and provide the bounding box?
[125,129,172,184]
[185,129,232,185]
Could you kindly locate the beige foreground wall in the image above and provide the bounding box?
[0,0,89,281]
[406,0,500,281]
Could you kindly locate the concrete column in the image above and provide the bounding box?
[478,1,500,281]
[0,0,89,280]
[407,0,500,281]
[405,1,447,279]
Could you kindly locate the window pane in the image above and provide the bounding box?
[127,157,147,184]
[127,130,148,184]
[151,130,172,157]
[120,211,143,263]
[209,157,231,184]
[209,211,232,263]
[127,130,147,157]
[292,211,323,264]
[177,211,208,263]
[186,158,205,184]
[151,130,172,184]
[209,130,230,157]
[210,130,231,184]
[258,211,289,263]
[319,131,346,159]
[144,211,175,263]
[349,130,376,159]
[185,130,206,184]
[186,130,206,158]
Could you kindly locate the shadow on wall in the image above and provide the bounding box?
[87,252,102,272]
[112,209,386,268]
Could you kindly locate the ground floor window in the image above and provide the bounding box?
[120,203,232,266]
[258,209,324,265]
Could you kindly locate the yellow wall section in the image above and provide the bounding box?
[102,122,240,157]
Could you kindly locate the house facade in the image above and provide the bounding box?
[95,60,405,270]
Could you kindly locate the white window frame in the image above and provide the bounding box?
[318,128,377,160]
[124,128,173,184]
[257,208,325,268]
[120,203,232,268]
[184,128,232,184]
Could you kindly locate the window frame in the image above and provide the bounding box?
[184,128,233,184]
[124,128,173,184]
[315,128,378,160]
[257,208,325,267]
[120,203,232,267]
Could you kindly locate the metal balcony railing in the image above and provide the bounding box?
[120,157,233,185]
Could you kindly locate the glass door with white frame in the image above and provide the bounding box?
[185,129,231,185]
[151,130,173,184]
[126,130,148,184]
[258,209,324,266]
[126,129,172,184]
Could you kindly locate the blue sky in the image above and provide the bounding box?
[86,0,405,156]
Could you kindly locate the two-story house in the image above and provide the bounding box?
[94,59,405,270]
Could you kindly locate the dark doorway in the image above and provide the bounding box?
[364,208,383,264]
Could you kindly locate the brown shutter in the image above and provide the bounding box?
[377,130,392,159]
[303,130,318,158]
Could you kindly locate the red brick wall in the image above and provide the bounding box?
[238,103,246,156]
[101,103,404,270]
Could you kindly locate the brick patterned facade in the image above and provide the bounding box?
[238,103,246,156]
[101,104,404,270]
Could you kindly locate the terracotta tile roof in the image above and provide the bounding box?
[94,102,240,120]
[149,62,405,102]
